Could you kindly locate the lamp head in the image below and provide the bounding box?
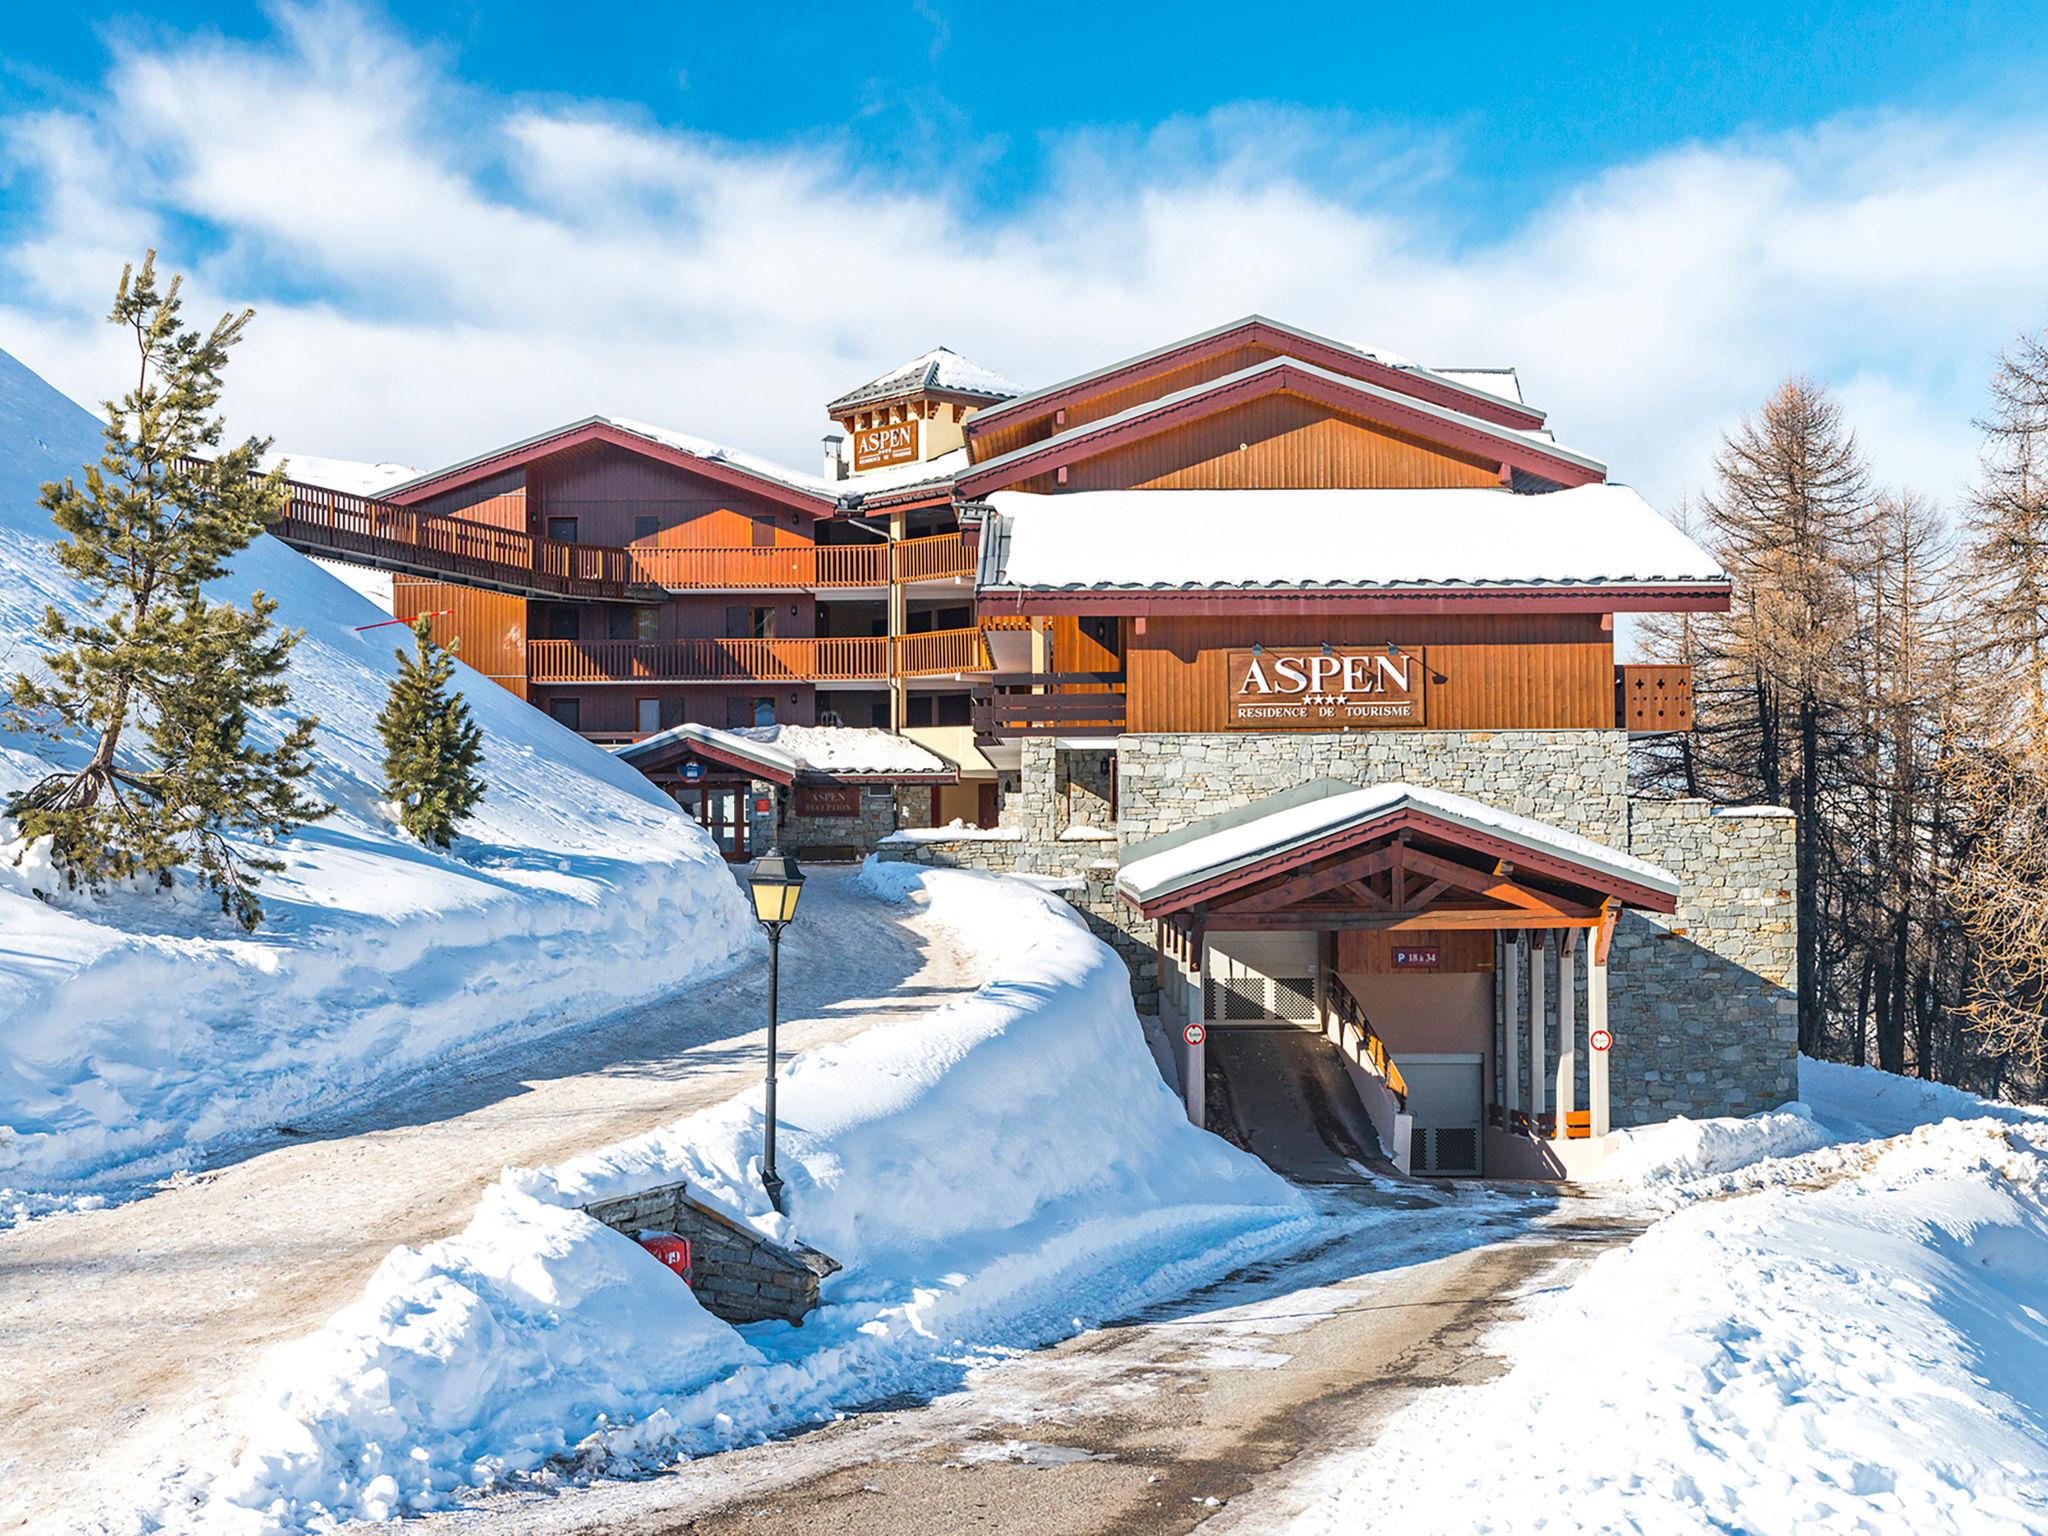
[748,846,805,929]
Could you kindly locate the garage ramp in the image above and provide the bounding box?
[1207,1028,1389,1185]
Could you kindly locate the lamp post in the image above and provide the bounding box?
[746,846,805,1212]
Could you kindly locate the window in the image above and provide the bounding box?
[933,693,971,726]
[752,696,775,726]
[818,709,842,726]
[546,516,579,543]
[548,697,582,732]
[751,518,775,549]
[749,606,776,639]
[606,606,635,641]
[636,606,660,642]
[636,697,661,735]
[633,514,659,542]
[543,606,580,641]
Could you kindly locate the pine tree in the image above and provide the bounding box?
[1698,379,1874,1055]
[376,616,486,848]
[5,252,329,929]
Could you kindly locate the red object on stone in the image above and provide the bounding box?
[636,1232,693,1285]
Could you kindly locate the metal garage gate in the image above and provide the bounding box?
[1399,1055,1485,1175]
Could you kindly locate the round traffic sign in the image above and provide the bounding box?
[1590,1028,1612,1052]
[1183,1022,1207,1047]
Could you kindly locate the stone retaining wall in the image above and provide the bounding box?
[581,1181,840,1326]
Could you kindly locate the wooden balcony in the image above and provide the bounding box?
[1616,664,1694,732]
[625,543,888,590]
[897,627,991,676]
[972,673,1128,738]
[893,531,977,584]
[526,628,988,685]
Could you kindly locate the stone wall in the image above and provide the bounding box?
[1061,749,1118,829]
[581,1180,841,1326]
[1612,801,1799,1123]
[772,782,936,861]
[1116,729,1633,843]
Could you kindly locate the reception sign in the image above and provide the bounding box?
[1226,646,1424,728]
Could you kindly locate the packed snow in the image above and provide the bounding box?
[173,864,1312,1530]
[0,347,756,1219]
[734,722,953,776]
[1282,1059,2048,1535]
[981,483,1726,591]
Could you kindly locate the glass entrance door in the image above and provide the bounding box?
[668,784,750,861]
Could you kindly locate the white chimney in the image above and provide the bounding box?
[822,433,847,481]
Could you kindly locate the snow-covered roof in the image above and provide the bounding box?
[968,316,1545,430]
[612,722,801,779]
[1117,781,1680,910]
[842,446,969,501]
[976,484,1727,593]
[826,347,1021,415]
[268,451,419,497]
[1429,367,1524,406]
[382,416,840,507]
[735,724,955,778]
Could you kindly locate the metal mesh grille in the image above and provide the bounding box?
[1426,1127,1482,1176]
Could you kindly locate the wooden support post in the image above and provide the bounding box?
[1503,930,1521,1113]
[1555,930,1578,1139]
[1589,951,1611,1138]
[1528,929,1547,1124]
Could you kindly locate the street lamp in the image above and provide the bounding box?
[747,846,805,1212]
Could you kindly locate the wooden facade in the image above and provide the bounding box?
[1123,613,1615,733]
[1004,393,1503,494]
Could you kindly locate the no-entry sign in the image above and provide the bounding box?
[1591,1028,1613,1053]
[1183,1022,1207,1047]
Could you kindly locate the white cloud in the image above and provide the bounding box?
[3,4,2045,511]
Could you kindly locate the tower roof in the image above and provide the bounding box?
[826,346,1020,415]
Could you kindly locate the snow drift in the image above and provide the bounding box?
[1284,1061,2048,1536]
[186,865,1312,1530]
[0,347,755,1216]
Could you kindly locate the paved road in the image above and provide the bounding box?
[0,869,981,1534]
[428,1186,1640,1536]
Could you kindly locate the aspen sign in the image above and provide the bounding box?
[1226,646,1424,727]
[853,417,920,471]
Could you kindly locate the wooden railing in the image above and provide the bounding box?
[1329,976,1408,1110]
[897,627,990,676]
[625,543,891,589]
[971,673,1127,737]
[980,613,1040,632]
[525,628,987,684]
[265,466,976,598]
[270,475,637,599]
[893,531,976,583]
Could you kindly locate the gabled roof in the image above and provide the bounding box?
[826,347,1020,415]
[954,356,1603,498]
[1117,780,1679,917]
[612,722,957,783]
[613,723,801,784]
[964,316,1546,439]
[974,485,1727,604]
[383,416,840,514]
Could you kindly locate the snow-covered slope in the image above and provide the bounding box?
[1283,1060,2048,1535]
[170,866,1311,1529]
[0,347,755,1218]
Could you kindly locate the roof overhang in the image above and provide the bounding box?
[965,316,1547,444]
[1118,781,1679,925]
[956,358,1600,498]
[385,419,839,516]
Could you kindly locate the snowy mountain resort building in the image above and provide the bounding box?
[279,316,1796,1178]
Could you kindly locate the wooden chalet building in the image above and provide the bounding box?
[279,315,1794,1177]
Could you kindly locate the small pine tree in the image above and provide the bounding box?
[6,252,330,929]
[377,617,486,848]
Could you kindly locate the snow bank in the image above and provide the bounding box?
[191,865,1311,1530]
[1285,1067,2048,1535]
[0,347,756,1214]
[1596,1102,1831,1189]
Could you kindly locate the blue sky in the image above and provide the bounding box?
[5,2,2048,502]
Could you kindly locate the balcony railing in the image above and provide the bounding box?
[625,543,888,590]
[897,627,991,676]
[972,672,1128,737]
[893,531,976,584]
[526,628,988,685]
